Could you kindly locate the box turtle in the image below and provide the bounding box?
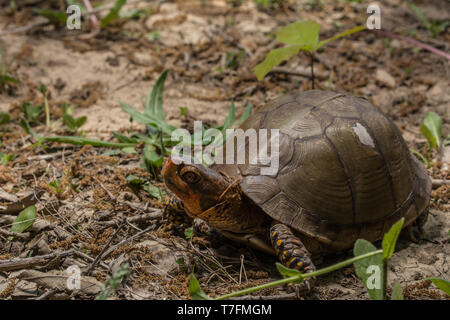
[162,90,431,291]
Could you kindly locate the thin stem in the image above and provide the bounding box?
[382,259,388,300]
[44,96,50,128]
[215,249,383,300]
[310,52,315,89]
[374,30,450,61]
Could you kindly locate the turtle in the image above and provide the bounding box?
[161,90,431,291]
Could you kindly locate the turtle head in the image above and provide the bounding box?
[162,156,231,217]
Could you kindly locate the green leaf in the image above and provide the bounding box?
[0,112,11,125]
[143,144,164,168]
[391,282,404,300]
[121,147,137,154]
[353,239,383,300]
[0,74,20,85]
[100,0,126,28]
[275,262,304,284]
[275,20,320,51]
[184,227,194,239]
[11,205,36,233]
[427,277,450,295]
[316,25,366,51]
[145,70,168,121]
[221,101,235,131]
[49,180,62,193]
[33,9,67,26]
[236,103,252,126]
[407,2,431,33]
[142,182,165,201]
[382,218,404,261]
[126,174,143,184]
[21,102,42,121]
[75,116,87,128]
[120,102,175,135]
[112,132,140,144]
[421,111,442,150]
[19,118,38,138]
[188,273,211,300]
[253,45,301,80]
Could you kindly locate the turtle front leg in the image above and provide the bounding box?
[163,199,193,232]
[270,222,316,294]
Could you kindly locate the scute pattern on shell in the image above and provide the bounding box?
[211,90,431,251]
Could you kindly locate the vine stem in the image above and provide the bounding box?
[309,52,315,89]
[215,249,383,300]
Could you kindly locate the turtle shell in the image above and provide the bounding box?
[211,90,431,251]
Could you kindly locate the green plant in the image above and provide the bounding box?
[188,218,407,300]
[101,0,127,28]
[33,9,68,26]
[0,112,11,126]
[254,0,287,9]
[427,277,450,296]
[0,46,19,89]
[21,101,42,123]
[49,179,63,194]
[408,2,449,38]
[23,71,251,181]
[62,104,87,133]
[38,84,51,128]
[11,205,36,234]
[421,111,443,151]
[0,152,15,165]
[126,174,165,200]
[254,20,365,88]
[96,263,130,300]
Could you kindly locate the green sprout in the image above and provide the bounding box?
[254,20,365,88]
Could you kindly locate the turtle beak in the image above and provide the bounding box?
[162,157,189,197]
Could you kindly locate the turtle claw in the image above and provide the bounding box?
[286,277,315,298]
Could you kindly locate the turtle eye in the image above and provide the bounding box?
[180,170,200,184]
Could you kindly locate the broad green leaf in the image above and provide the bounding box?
[0,112,11,125]
[253,45,301,80]
[101,0,126,28]
[33,9,67,25]
[382,218,404,261]
[353,239,383,300]
[145,70,168,121]
[236,103,252,126]
[276,262,304,284]
[421,111,442,150]
[391,282,403,300]
[316,26,366,50]
[11,205,36,233]
[188,273,211,300]
[275,20,320,51]
[142,182,165,201]
[427,277,450,295]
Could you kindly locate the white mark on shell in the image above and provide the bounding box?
[352,123,375,148]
